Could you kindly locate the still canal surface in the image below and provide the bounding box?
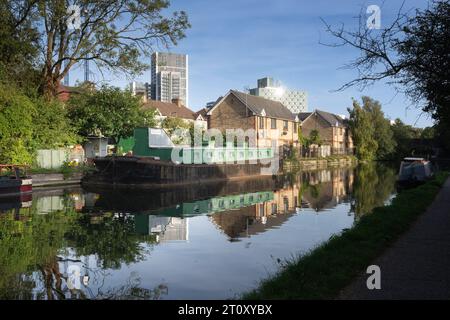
[0,164,397,299]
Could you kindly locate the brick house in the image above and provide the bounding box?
[299,110,354,155]
[206,90,299,148]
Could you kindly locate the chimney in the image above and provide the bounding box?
[172,98,182,107]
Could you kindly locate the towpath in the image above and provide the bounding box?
[339,177,450,299]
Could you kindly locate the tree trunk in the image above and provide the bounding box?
[40,74,59,100]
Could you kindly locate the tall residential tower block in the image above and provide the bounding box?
[151,52,188,106]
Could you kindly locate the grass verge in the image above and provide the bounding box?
[243,171,449,299]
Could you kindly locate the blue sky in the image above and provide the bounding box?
[70,0,432,127]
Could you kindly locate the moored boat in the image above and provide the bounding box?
[397,157,433,188]
[0,165,32,198]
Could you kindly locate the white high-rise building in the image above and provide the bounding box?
[249,77,307,114]
[151,52,188,105]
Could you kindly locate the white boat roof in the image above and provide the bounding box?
[404,157,425,161]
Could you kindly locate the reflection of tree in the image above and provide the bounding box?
[0,205,157,299]
[0,209,78,299]
[65,214,157,269]
[351,163,396,218]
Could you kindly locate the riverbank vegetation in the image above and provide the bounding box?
[243,171,449,299]
[348,96,433,161]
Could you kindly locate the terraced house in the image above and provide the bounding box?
[299,110,354,155]
[206,90,300,149]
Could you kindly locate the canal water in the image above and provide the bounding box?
[0,164,397,300]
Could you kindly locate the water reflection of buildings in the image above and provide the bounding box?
[211,184,300,240]
[135,215,189,242]
[300,168,354,211]
[210,168,355,240]
[133,191,275,242]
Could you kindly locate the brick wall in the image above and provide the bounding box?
[208,94,256,132]
[301,113,333,143]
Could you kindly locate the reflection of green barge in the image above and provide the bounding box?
[134,191,274,238]
[139,190,274,218]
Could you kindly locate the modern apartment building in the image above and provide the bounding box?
[151,52,188,106]
[249,77,307,114]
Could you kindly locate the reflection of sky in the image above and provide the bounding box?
[33,204,353,299]
[114,205,353,299]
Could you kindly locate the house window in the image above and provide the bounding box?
[283,120,288,130]
[259,117,264,129]
[271,118,277,129]
[294,122,297,132]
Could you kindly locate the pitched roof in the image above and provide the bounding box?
[298,112,312,121]
[300,110,346,127]
[229,90,296,121]
[142,100,196,120]
[195,107,208,118]
[315,110,346,127]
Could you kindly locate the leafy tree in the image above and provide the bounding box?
[308,129,322,146]
[161,116,190,144]
[361,96,396,160]
[348,99,377,161]
[68,85,147,143]
[323,0,450,152]
[0,1,40,91]
[1,0,190,98]
[32,97,80,149]
[139,108,158,128]
[0,84,35,164]
[65,214,156,269]
[421,126,436,139]
[391,118,422,158]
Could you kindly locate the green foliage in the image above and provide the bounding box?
[352,163,397,217]
[0,1,190,97]
[0,203,157,298]
[308,129,322,146]
[68,85,151,143]
[391,118,423,158]
[139,108,158,128]
[0,84,35,164]
[32,97,80,149]
[0,83,80,165]
[361,97,396,160]
[0,1,40,91]
[421,126,436,139]
[65,214,156,270]
[348,99,378,161]
[397,1,450,152]
[161,116,191,145]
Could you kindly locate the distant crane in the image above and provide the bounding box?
[84,60,90,82]
[63,60,70,86]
